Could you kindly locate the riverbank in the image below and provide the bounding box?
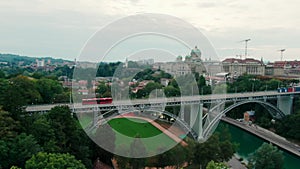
[221,117,300,157]
[218,121,300,169]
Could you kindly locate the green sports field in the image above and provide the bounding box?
[108,118,162,138]
[108,117,177,155]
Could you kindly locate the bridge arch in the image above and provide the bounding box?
[86,108,198,140]
[203,100,285,139]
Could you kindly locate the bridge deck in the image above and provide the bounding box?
[26,91,300,112]
[221,117,300,157]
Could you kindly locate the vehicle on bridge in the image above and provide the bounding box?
[277,86,300,93]
[82,97,113,105]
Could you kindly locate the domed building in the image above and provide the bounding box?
[176,55,183,62]
[152,46,207,76]
[186,46,206,74]
[190,46,202,61]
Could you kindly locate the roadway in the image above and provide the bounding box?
[26,91,299,112]
[221,117,300,157]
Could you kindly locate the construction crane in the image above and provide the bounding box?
[240,39,251,58]
[278,49,285,61]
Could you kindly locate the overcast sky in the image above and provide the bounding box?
[1,0,300,62]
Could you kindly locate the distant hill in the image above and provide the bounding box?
[0,53,71,66]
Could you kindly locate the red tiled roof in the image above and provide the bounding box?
[222,58,262,64]
[274,60,300,68]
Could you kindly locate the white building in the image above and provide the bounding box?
[36,59,45,67]
[152,46,207,76]
[222,58,265,78]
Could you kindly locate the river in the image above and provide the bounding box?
[217,121,300,169]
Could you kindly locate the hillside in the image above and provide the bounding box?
[0,53,70,66]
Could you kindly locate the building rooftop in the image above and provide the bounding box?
[222,58,263,64]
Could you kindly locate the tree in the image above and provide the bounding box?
[192,131,235,168]
[206,160,230,169]
[193,134,221,167]
[10,166,22,169]
[135,82,162,98]
[2,76,40,119]
[248,143,284,169]
[0,70,5,78]
[168,144,186,168]
[25,152,86,169]
[96,82,110,97]
[267,79,282,90]
[28,115,59,152]
[0,78,9,105]
[43,106,92,168]
[151,146,172,168]
[36,78,64,103]
[0,133,41,169]
[198,75,206,87]
[164,86,180,97]
[275,111,300,141]
[0,109,19,140]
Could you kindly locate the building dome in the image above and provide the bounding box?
[176,55,183,62]
[191,46,202,58]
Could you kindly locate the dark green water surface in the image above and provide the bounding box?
[218,122,300,169]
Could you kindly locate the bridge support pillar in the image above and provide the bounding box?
[180,105,185,121]
[189,103,203,141]
[277,95,293,115]
[93,107,98,126]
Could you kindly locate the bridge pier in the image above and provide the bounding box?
[190,103,204,141]
[180,105,185,121]
[277,95,294,115]
[179,103,204,140]
[93,107,99,126]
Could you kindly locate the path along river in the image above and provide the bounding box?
[217,121,300,169]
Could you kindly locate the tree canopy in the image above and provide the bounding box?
[25,152,86,169]
[248,143,284,169]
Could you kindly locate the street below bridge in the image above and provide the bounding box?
[221,117,300,157]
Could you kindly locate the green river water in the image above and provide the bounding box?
[219,122,300,169]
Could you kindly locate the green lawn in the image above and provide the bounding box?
[108,118,162,138]
[108,118,177,155]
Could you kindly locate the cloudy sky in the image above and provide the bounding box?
[1,0,300,62]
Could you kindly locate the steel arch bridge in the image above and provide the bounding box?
[85,99,286,142]
[202,100,285,139]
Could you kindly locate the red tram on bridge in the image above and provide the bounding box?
[82,97,113,105]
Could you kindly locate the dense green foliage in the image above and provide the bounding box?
[192,133,235,167]
[0,75,69,108]
[227,74,298,93]
[206,160,230,169]
[248,143,284,169]
[275,111,300,141]
[25,152,86,169]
